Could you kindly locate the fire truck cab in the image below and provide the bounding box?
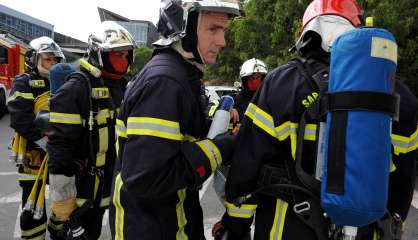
[0,34,29,118]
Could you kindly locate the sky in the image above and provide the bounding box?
[1,0,161,42]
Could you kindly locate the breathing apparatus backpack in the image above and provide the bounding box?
[295,27,398,230]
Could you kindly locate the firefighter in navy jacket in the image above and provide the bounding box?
[221,0,418,239]
[8,36,64,240]
[46,21,136,239]
[109,0,241,239]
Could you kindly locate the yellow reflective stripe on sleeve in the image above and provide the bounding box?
[113,173,125,240]
[21,223,47,237]
[245,103,278,138]
[304,124,317,141]
[127,117,184,141]
[195,140,222,172]
[50,112,83,124]
[176,188,189,240]
[224,201,257,219]
[116,119,127,138]
[275,122,299,160]
[8,91,34,102]
[391,127,418,155]
[96,127,108,167]
[269,199,288,240]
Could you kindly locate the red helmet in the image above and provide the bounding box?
[302,0,363,29]
[295,0,363,52]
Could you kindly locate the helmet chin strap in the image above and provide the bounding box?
[195,14,206,65]
[37,59,49,78]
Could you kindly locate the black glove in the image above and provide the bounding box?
[212,131,236,165]
[58,201,91,240]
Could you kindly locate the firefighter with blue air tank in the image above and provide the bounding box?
[216,0,418,239]
[46,21,136,239]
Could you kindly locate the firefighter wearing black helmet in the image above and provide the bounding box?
[109,0,242,239]
[221,0,418,239]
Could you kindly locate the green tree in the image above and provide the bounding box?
[360,0,418,93]
[126,46,153,79]
[206,0,309,84]
[206,0,418,97]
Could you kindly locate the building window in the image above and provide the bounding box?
[0,13,5,24]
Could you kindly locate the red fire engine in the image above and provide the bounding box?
[0,34,29,118]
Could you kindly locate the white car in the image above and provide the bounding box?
[205,85,238,103]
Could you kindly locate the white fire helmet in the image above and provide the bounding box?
[87,21,136,67]
[26,36,65,73]
[239,58,268,80]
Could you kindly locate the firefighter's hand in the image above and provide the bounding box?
[212,132,236,165]
[212,221,227,239]
[230,108,239,124]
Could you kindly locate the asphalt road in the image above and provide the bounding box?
[0,113,417,239]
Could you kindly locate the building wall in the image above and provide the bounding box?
[0,4,53,43]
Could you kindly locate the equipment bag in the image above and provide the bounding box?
[321,28,398,227]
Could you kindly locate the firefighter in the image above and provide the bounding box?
[231,58,268,128]
[219,0,418,239]
[46,21,136,240]
[8,36,65,240]
[211,58,267,239]
[109,0,241,239]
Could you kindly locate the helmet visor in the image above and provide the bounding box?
[38,42,65,60]
[296,15,355,52]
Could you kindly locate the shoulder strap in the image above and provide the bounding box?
[291,56,329,195]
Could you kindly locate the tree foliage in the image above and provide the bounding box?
[206,0,418,95]
[127,46,153,79]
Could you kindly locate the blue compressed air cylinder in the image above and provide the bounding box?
[49,63,76,95]
[321,28,397,227]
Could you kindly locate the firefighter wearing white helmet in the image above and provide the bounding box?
[8,36,64,240]
[46,21,136,240]
[230,58,268,127]
[25,36,66,77]
[108,0,242,239]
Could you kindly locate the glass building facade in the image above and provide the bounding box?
[0,4,53,42]
[117,21,148,46]
[0,13,52,39]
